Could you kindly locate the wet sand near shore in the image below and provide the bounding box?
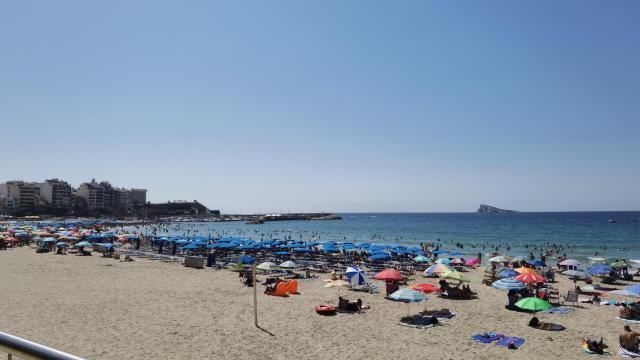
[0,247,634,360]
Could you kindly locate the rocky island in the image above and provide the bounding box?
[477,204,518,213]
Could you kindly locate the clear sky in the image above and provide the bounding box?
[1,1,639,213]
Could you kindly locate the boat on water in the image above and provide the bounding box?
[609,219,617,223]
[246,219,264,225]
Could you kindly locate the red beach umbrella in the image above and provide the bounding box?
[514,272,546,284]
[410,283,441,293]
[374,269,405,281]
[6,237,18,242]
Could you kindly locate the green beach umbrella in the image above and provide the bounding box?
[413,255,431,263]
[515,297,552,311]
[610,261,627,268]
[440,271,470,283]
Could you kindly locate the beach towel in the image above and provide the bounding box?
[581,341,610,355]
[601,300,619,306]
[495,336,525,349]
[471,332,504,344]
[619,345,640,358]
[421,310,456,319]
[541,306,575,315]
[616,317,640,324]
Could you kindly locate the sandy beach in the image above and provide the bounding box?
[0,247,633,360]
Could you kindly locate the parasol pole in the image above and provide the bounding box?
[253,263,258,328]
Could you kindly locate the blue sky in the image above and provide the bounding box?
[1,1,639,213]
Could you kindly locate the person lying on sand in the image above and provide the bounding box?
[528,317,565,331]
[620,325,640,352]
[583,338,608,354]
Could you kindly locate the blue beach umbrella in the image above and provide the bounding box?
[527,259,547,268]
[369,253,392,261]
[76,241,92,248]
[586,264,613,276]
[492,278,527,291]
[499,269,520,278]
[611,285,640,297]
[238,255,255,264]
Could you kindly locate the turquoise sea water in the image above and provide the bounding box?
[140,212,640,263]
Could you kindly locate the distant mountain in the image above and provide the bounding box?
[477,204,518,213]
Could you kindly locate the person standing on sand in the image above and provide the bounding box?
[620,325,640,352]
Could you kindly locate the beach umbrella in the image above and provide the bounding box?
[610,261,628,269]
[559,259,580,267]
[256,262,279,271]
[492,278,527,291]
[388,288,426,303]
[440,271,469,283]
[345,267,366,286]
[451,258,464,265]
[279,260,297,268]
[562,270,587,278]
[499,269,520,278]
[375,269,405,282]
[515,267,537,274]
[511,256,526,262]
[410,283,440,294]
[513,273,546,284]
[75,241,92,248]
[435,258,451,265]
[586,264,613,276]
[369,253,392,261]
[611,285,640,298]
[515,297,552,311]
[424,263,452,276]
[238,255,255,264]
[56,242,67,247]
[413,255,431,263]
[527,259,546,268]
[465,258,480,266]
[489,255,511,263]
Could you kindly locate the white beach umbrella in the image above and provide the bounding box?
[279,260,297,268]
[489,255,511,263]
[559,259,580,267]
[257,262,279,271]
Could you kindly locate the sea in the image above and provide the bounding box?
[136,212,640,263]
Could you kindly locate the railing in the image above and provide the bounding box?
[0,331,85,360]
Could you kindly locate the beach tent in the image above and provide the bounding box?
[346,266,366,286]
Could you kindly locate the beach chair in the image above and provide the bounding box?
[547,287,561,305]
[286,280,299,294]
[266,282,289,297]
[564,290,578,306]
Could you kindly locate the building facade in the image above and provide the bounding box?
[5,181,45,214]
[40,179,74,210]
[76,179,116,211]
